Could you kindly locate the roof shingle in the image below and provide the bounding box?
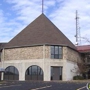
[5,14,76,49]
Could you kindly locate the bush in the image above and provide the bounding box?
[73,75,84,80]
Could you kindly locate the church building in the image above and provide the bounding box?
[0,14,82,81]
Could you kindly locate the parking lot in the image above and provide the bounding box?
[0,81,88,90]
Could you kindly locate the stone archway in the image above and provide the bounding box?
[25,65,43,81]
[4,66,19,80]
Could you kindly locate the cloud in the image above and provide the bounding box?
[0,0,41,42]
[49,0,90,45]
[3,0,56,41]
[0,0,90,45]
[5,0,56,24]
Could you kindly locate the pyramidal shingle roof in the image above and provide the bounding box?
[5,14,76,49]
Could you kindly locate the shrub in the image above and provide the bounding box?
[73,75,84,80]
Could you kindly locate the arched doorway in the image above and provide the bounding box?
[4,66,19,80]
[25,65,43,81]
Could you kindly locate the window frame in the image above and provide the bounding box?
[25,65,43,80]
[51,46,63,59]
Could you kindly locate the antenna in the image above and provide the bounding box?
[79,27,81,45]
[75,10,79,45]
[42,0,44,13]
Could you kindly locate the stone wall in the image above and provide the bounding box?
[63,47,67,60]
[45,46,50,59]
[4,46,43,60]
[1,45,82,81]
[3,45,82,62]
[63,47,81,62]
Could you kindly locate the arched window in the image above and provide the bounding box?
[4,66,19,80]
[25,65,43,81]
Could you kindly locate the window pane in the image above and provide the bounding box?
[10,66,14,75]
[6,67,9,72]
[54,54,59,59]
[14,68,19,75]
[51,55,54,59]
[37,67,40,75]
[59,54,62,59]
[29,67,32,75]
[32,66,37,75]
[40,70,43,75]
[59,47,62,54]
[5,67,9,74]
[55,46,58,54]
[26,68,29,75]
[51,46,54,54]
[38,67,43,75]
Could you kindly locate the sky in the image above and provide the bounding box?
[0,0,90,45]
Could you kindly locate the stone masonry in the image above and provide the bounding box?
[3,45,82,62]
[4,46,43,60]
[63,47,81,62]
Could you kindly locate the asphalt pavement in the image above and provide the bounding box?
[0,81,88,90]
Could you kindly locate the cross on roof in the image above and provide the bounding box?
[42,0,44,13]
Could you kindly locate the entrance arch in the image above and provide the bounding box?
[4,66,19,80]
[25,65,43,81]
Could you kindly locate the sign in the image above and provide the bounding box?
[87,83,90,90]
